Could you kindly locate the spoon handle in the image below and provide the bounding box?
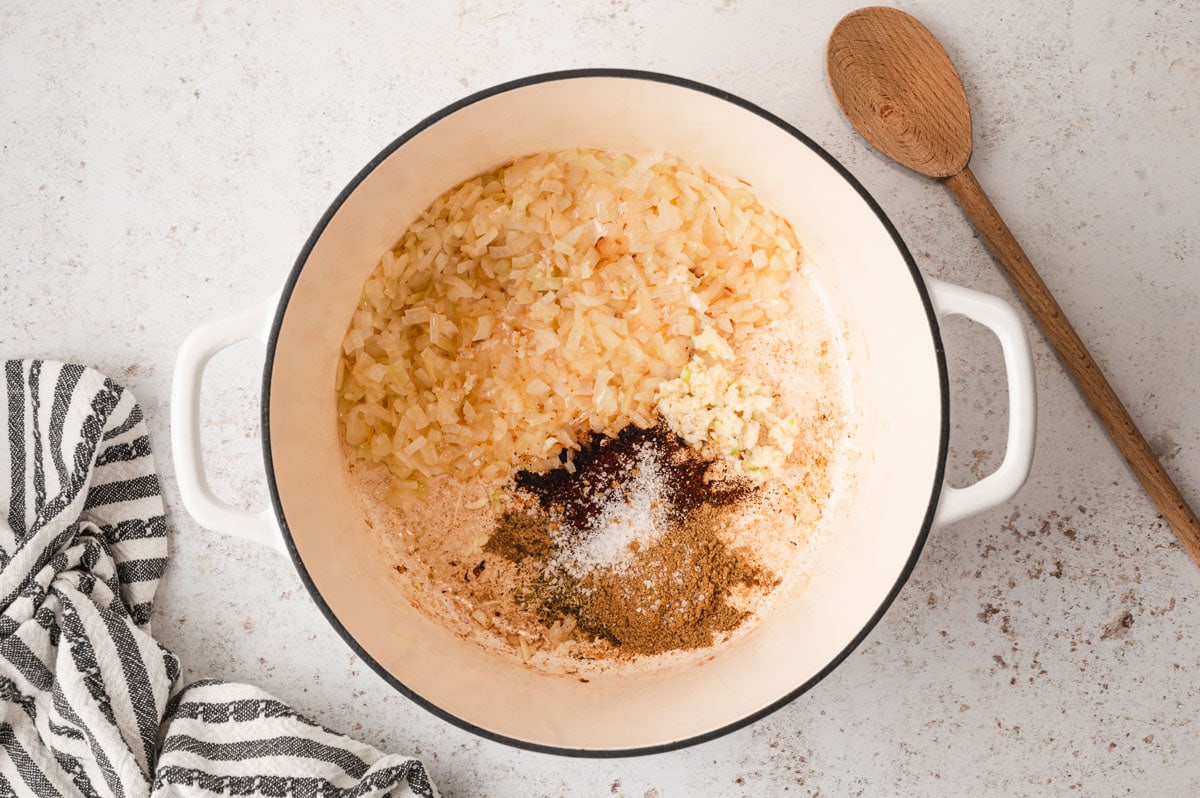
[944,166,1200,566]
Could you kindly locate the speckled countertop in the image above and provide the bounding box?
[3,1,1198,795]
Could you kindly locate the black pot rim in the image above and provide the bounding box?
[260,67,950,759]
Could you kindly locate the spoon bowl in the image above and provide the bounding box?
[827,6,972,178]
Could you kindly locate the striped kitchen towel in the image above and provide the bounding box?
[0,360,436,797]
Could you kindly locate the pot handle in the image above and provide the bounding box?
[170,295,284,551]
[926,278,1037,526]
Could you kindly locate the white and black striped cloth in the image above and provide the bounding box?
[0,360,436,797]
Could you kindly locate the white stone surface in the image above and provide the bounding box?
[3,1,1198,794]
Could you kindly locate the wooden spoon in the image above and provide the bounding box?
[827,6,1200,566]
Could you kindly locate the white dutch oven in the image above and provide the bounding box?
[170,71,1035,755]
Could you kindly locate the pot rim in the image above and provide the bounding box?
[260,68,950,758]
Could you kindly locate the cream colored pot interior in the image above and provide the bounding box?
[266,76,943,751]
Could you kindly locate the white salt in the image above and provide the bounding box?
[550,442,671,578]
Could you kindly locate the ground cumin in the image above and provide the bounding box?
[542,505,770,654]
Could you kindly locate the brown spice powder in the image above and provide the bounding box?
[514,424,751,532]
[543,504,771,655]
[484,510,553,562]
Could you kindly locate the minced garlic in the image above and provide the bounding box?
[654,331,798,482]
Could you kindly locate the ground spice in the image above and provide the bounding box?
[515,424,750,532]
[484,510,553,562]
[542,504,771,654]
[485,425,773,656]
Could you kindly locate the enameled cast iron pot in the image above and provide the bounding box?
[171,70,1036,756]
